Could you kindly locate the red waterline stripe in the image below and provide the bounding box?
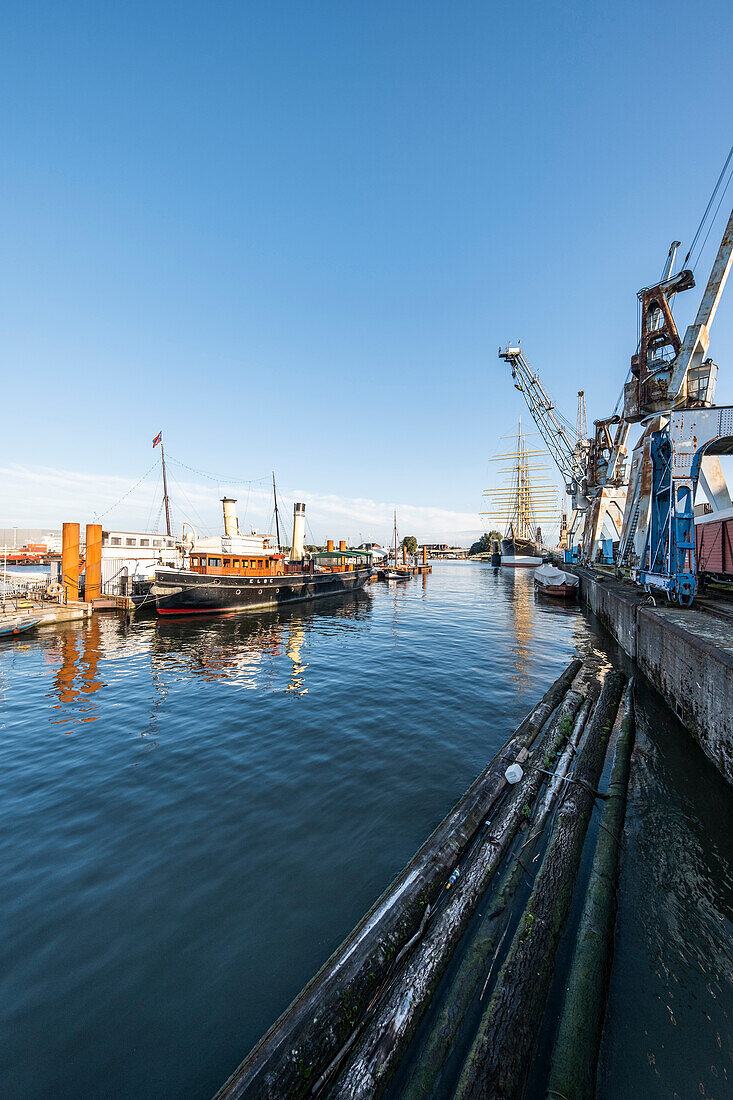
[156,607,259,614]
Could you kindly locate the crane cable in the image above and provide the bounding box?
[690,169,733,274]
[682,145,733,272]
[622,146,733,416]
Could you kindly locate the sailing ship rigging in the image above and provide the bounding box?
[482,420,560,566]
[385,509,408,580]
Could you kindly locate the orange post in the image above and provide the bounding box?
[422,545,427,564]
[62,522,80,603]
[402,546,407,565]
[85,523,103,602]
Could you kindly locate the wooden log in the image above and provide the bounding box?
[400,693,595,1100]
[328,688,586,1100]
[214,660,582,1100]
[453,670,625,1100]
[545,679,635,1100]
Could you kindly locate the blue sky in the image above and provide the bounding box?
[2,1,732,543]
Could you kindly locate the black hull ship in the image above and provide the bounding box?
[153,564,371,615]
[151,498,373,616]
[483,421,557,568]
[500,530,542,568]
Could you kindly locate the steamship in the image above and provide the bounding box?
[151,499,373,616]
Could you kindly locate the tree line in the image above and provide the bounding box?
[469,531,502,556]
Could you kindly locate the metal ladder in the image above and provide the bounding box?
[619,493,640,565]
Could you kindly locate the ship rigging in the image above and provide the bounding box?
[482,420,561,566]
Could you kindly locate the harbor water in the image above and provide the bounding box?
[0,564,730,1097]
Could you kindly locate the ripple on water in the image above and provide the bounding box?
[1,564,729,1099]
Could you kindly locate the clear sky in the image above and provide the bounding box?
[2,1,732,544]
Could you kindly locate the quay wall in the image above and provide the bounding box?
[568,568,733,784]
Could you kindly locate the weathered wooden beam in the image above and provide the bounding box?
[453,670,626,1100]
[329,688,586,1100]
[214,660,582,1100]
[400,692,595,1100]
[545,679,635,1100]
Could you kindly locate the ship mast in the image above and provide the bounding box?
[518,418,526,541]
[518,419,533,542]
[481,419,560,542]
[154,431,172,537]
[161,443,171,537]
[272,472,281,552]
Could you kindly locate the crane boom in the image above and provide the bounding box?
[498,346,578,489]
[668,204,733,403]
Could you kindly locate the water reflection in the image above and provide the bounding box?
[80,616,103,699]
[599,680,733,1099]
[47,618,105,727]
[52,631,79,706]
[286,620,308,695]
[501,567,612,690]
[5,562,728,1100]
[37,591,373,726]
[152,589,372,692]
[503,569,534,686]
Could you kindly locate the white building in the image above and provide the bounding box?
[100,530,181,594]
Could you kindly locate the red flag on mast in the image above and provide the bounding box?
[153,431,162,448]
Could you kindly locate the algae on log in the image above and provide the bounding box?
[453,670,626,1100]
[214,659,582,1100]
[400,692,596,1100]
[328,689,586,1100]
[545,679,635,1100]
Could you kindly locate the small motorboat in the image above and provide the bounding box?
[533,564,579,598]
[384,570,409,581]
[0,617,42,637]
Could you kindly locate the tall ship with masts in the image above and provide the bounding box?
[482,420,560,567]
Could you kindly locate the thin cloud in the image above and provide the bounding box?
[0,463,484,544]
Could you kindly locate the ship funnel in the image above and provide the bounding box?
[221,498,240,537]
[291,502,306,560]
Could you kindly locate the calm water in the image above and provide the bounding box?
[0,564,730,1097]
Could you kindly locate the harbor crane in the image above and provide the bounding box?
[497,346,580,492]
[576,391,587,443]
[498,346,628,562]
[498,161,733,602]
[619,203,733,603]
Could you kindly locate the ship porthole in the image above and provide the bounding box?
[258,589,263,595]
[236,589,241,595]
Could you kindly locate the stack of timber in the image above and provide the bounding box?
[215,660,635,1100]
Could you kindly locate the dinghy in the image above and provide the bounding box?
[533,564,579,598]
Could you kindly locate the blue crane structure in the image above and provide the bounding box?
[499,187,733,604]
